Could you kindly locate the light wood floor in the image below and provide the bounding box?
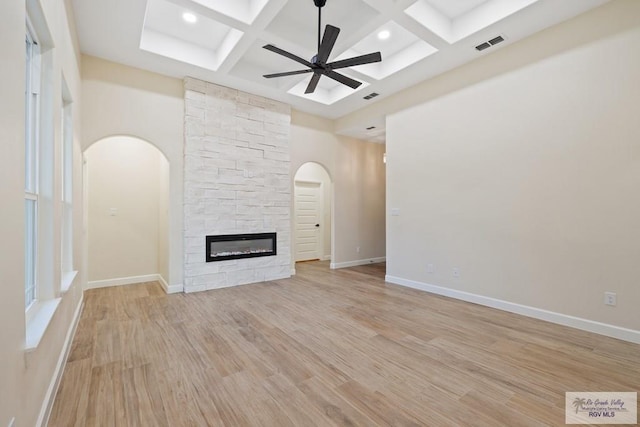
[50,262,639,426]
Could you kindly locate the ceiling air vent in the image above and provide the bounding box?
[475,35,505,52]
[363,92,379,100]
[488,36,504,46]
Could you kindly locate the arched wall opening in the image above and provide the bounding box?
[84,136,171,289]
[293,162,333,265]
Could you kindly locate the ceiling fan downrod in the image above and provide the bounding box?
[315,0,327,58]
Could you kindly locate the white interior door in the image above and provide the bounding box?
[295,181,321,262]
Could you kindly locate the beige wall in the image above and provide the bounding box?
[387,0,640,334]
[86,136,168,282]
[81,56,184,289]
[0,0,84,425]
[294,162,332,260]
[291,111,386,267]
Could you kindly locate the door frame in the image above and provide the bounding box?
[291,162,334,275]
[294,179,324,262]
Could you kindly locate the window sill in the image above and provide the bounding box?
[60,270,78,293]
[25,298,62,352]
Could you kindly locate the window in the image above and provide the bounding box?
[61,80,75,290]
[24,4,66,351]
[25,26,40,309]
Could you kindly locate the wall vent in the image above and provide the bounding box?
[476,35,505,52]
[363,92,379,100]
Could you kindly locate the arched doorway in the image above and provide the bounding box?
[84,136,171,290]
[293,162,333,264]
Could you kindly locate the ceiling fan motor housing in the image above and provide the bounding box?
[314,0,327,7]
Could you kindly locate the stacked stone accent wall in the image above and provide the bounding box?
[183,77,291,292]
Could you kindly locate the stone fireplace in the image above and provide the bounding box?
[183,78,291,292]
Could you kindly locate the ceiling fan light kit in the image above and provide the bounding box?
[262,0,382,94]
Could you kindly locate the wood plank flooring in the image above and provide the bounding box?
[49,262,640,426]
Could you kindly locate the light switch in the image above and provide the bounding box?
[391,208,400,216]
[109,208,118,216]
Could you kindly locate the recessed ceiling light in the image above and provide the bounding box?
[377,30,390,40]
[182,12,197,24]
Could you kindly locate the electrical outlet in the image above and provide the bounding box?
[356,246,360,253]
[452,267,460,278]
[391,208,400,216]
[604,292,617,306]
[427,263,434,273]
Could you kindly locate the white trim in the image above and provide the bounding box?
[60,270,77,293]
[86,274,184,294]
[321,255,331,261]
[294,180,325,264]
[25,298,62,351]
[385,275,640,345]
[86,274,161,290]
[37,295,83,427]
[158,275,184,294]
[290,268,296,275]
[330,257,386,269]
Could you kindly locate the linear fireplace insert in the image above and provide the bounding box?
[206,232,277,262]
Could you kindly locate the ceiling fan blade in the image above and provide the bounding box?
[316,25,340,65]
[264,69,314,78]
[325,70,362,90]
[328,52,382,70]
[263,44,313,68]
[305,73,322,94]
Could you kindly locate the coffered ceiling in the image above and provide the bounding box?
[71,0,608,141]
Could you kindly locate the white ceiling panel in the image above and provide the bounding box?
[191,0,270,24]
[335,21,438,80]
[427,0,488,20]
[141,0,243,71]
[288,72,369,105]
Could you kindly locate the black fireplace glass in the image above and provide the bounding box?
[206,233,277,262]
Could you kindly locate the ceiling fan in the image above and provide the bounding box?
[262,0,382,94]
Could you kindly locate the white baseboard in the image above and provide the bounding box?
[157,275,183,294]
[385,275,640,345]
[330,257,386,269]
[86,274,159,290]
[86,274,183,294]
[290,268,296,276]
[37,295,84,427]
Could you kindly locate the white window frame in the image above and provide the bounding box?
[61,79,76,291]
[24,14,62,352]
[25,23,40,310]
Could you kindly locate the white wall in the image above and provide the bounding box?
[387,0,640,338]
[86,136,168,283]
[291,111,386,267]
[81,55,184,290]
[294,162,332,260]
[0,0,84,425]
